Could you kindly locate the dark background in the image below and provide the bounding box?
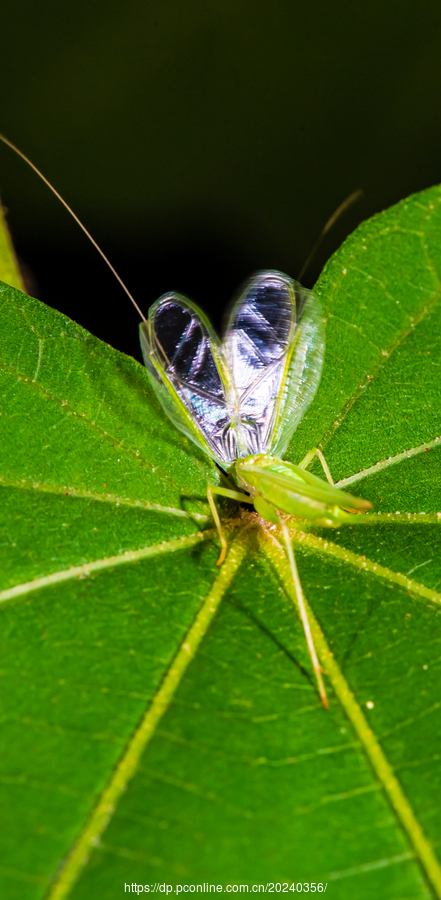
[1,1,440,363]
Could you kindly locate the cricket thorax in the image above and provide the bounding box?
[233,454,301,490]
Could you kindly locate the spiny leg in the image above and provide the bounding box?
[280,521,329,709]
[207,485,251,566]
[298,446,334,485]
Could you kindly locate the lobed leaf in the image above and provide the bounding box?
[0,188,440,899]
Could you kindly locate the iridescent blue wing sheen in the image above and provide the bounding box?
[223,271,324,457]
[140,294,237,465]
[140,273,324,466]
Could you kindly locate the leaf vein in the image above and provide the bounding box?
[327,851,414,881]
[319,282,441,450]
[45,534,248,899]
[335,437,441,488]
[0,473,208,521]
[261,530,441,896]
[0,531,210,607]
[0,356,182,491]
[290,529,441,606]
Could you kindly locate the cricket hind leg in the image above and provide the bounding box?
[207,485,251,566]
[298,447,335,486]
[280,521,329,709]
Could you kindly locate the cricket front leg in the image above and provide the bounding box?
[207,485,251,566]
[280,521,329,709]
[298,447,335,486]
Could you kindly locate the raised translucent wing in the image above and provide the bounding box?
[140,294,237,465]
[268,280,324,456]
[223,271,324,457]
[140,273,324,467]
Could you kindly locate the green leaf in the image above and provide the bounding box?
[0,187,441,900]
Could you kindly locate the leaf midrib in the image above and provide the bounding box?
[0,472,208,519]
[31,517,441,898]
[291,529,441,606]
[45,535,249,900]
[0,531,210,605]
[0,353,191,494]
[261,528,441,897]
[319,261,441,456]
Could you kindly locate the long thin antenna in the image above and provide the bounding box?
[298,188,363,284]
[0,132,146,322]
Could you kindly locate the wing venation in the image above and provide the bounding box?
[224,272,299,455]
[140,295,236,464]
[140,272,324,466]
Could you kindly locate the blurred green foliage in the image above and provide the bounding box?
[0,1,441,349]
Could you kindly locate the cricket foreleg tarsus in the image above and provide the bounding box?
[206,485,251,566]
[298,447,335,486]
[316,449,335,486]
[280,521,329,709]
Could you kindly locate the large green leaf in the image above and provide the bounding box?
[0,186,441,900]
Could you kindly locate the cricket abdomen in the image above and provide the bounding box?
[233,453,371,526]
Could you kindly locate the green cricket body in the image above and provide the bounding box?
[139,269,372,709]
[140,270,372,533]
[233,454,372,527]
